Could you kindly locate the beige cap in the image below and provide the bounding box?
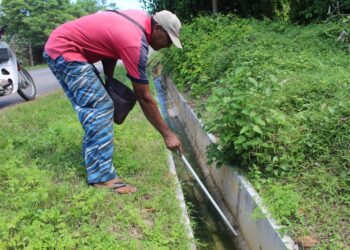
[153,10,182,49]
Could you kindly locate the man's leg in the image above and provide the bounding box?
[43,53,136,193]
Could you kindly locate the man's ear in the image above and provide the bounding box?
[154,24,163,31]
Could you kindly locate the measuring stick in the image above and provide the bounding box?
[180,154,238,236]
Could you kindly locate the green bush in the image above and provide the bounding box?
[289,0,350,24]
[141,0,286,21]
[161,15,350,176]
[159,15,350,247]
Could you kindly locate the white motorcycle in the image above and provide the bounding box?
[0,26,37,101]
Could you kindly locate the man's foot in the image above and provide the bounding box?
[92,178,137,194]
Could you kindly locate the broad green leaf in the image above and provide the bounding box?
[240,126,250,134]
[253,125,263,134]
[235,135,246,144]
[254,116,266,126]
[269,74,278,83]
[248,77,258,85]
[250,111,257,118]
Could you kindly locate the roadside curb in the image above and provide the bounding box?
[167,152,196,250]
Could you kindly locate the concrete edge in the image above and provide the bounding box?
[163,76,298,250]
[167,152,196,249]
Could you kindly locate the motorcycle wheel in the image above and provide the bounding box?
[17,67,37,101]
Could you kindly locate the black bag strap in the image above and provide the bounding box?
[107,10,146,35]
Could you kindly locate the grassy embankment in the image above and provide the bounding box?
[159,16,350,249]
[0,67,192,249]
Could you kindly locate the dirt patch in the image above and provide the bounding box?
[296,235,320,249]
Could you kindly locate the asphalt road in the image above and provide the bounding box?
[0,62,103,109]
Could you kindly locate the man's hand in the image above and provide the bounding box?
[164,132,182,154]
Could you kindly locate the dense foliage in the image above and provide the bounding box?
[140,0,285,21]
[0,0,111,46]
[159,15,350,248]
[289,0,350,23]
[0,0,114,65]
[142,0,350,24]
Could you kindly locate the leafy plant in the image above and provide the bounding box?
[158,15,350,248]
[289,0,350,24]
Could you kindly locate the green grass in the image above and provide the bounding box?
[158,15,350,249]
[0,68,192,249]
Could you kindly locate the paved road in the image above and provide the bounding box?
[0,62,103,109]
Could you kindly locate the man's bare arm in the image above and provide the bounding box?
[132,81,182,153]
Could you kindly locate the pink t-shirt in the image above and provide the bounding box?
[45,10,152,84]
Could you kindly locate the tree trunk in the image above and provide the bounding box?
[212,0,218,13]
[28,42,34,67]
